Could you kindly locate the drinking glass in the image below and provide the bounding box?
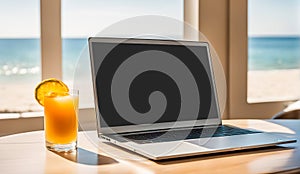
[44,89,79,152]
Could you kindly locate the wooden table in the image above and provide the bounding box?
[0,119,299,174]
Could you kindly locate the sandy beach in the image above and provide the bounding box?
[0,82,43,113]
[1,69,300,113]
[0,78,94,114]
[248,69,300,103]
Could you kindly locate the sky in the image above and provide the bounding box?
[0,0,299,38]
[248,0,300,36]
[0,0,40,38]
[0,0,183,38]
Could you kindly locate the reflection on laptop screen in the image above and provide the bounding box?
[90,39,219,127]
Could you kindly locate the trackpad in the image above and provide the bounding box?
[187,134,275,149]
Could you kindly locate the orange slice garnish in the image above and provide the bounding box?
[34,78,69,106]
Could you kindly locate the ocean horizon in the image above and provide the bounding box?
[1,36,300,113]
[249,36,300,70]
[0,38,88,84]
[1,36,300,84]
[1,36,300,78]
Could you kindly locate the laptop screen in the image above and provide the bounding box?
[89,38,220,128]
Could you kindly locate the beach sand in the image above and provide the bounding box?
[248,69,300,103]
[1,69,300,113]
[0,82,43,113]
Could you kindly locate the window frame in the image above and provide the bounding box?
[2,0,295,137]
[185,0,291,118]
[0,0,62,135]
[40,0,290,119]
[40,0,62,80]
[228,0,289,118]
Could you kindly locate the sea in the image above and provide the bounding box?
[1,37,300,78]
[0,38,88,84]
[248,36,300,70]
[1,37,300,112]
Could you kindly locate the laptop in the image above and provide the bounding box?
[88,37,296,160]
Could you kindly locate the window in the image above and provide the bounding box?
[0,0,41,114]
[194,1,300,118]
[228,0,295,118]
[1,0,290,120]
[248,0,300,103]
[61,0,184,108]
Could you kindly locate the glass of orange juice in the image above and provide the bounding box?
[44,89,79,152]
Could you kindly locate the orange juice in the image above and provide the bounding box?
[44,92,79,146]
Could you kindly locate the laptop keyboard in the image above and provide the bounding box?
[122,125,261,144]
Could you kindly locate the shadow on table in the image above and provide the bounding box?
[51,147,118,166]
